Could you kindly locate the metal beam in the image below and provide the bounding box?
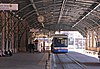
[72,3,100,27]
[87,17,100,26]
[74,26,86,37]
[28,19,40,28]
[57,0,67,24]
[30,0,44,27]
[21,10,35,19]
[30,0,39,15]
[8,12,36,34]
[91,12,100,19]
[16,4,32,14]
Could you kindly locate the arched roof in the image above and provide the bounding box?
[0,0,100,37]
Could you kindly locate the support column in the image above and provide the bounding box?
[97,28,100,52]
[1,12,6,55]
[86,30,89,50]
[6,12,9,52]
[93,31,96,47]
[90,31,92,48]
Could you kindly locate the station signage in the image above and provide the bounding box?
[0,4,18,10]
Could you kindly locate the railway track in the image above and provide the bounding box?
[53,53,87,69]
[65,53,87,69]
[56,54,65,69]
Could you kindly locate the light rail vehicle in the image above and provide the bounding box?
[51,34,68,53]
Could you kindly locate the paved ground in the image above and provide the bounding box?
[0,49,99,69]
[51,49,100,69]
[68,52,99,63]
[0,52,48,69]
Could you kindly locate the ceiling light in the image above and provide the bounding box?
[12,12,15,14]
[21,18,23,20]
[16,15,18,17]
[19,17,21,19]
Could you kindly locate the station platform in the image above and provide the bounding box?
[0,52,49,69]
[0,50,100,69]
[68,49,99,63]
[68,52,99,63]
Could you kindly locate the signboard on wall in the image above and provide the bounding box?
[0,4,18,10]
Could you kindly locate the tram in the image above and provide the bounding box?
[51,34,68,53]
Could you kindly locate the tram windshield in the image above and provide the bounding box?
[53,37,68,47]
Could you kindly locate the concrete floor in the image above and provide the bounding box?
[0,52,48,69]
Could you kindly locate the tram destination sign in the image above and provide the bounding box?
[0,4,18,10]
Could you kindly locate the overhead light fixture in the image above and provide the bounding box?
[51,15,53,16]
[21,18,23,20]
[12,12,15,14]
[18,17,21,19]
[16,15,18,17]
[51,12,53,14]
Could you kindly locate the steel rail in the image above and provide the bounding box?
[56,54,65,69]
[65,54,87,69]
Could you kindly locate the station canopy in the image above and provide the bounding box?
[0,0,100,37]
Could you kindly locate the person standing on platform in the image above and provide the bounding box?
[32,44,35,53]
[28,44,32,53]
[29,44,32,53]
[98,49,100,62]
